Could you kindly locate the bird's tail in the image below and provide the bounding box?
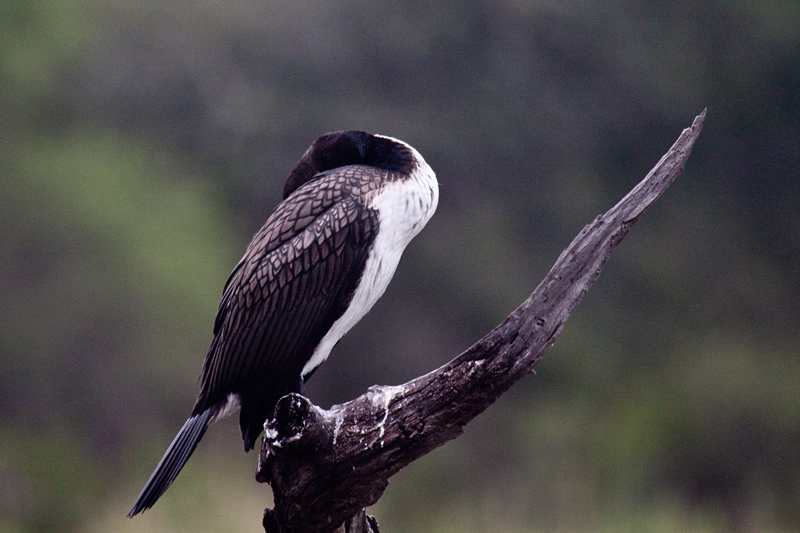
[128,407,216,517]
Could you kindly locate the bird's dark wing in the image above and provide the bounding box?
[193,167,381,444]
[212,171,336,336]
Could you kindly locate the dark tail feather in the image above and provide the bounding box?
[128,407,216,517]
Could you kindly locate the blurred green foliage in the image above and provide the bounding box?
[1,0,799,531]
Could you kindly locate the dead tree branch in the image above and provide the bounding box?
[257,110,707,533]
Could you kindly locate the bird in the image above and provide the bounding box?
[128,131,439,516]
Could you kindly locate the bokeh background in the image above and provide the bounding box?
[2,0,799,531]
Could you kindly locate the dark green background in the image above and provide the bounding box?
[2,1,799,531]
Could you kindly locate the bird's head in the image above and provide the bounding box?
[283,131,417,198]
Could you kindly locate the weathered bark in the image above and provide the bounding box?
[257,111,707,533]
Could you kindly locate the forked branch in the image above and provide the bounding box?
[257,110,707,533]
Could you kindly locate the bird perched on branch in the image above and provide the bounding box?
[128,131,438,516]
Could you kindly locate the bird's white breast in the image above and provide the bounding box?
[301,156,439,377]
